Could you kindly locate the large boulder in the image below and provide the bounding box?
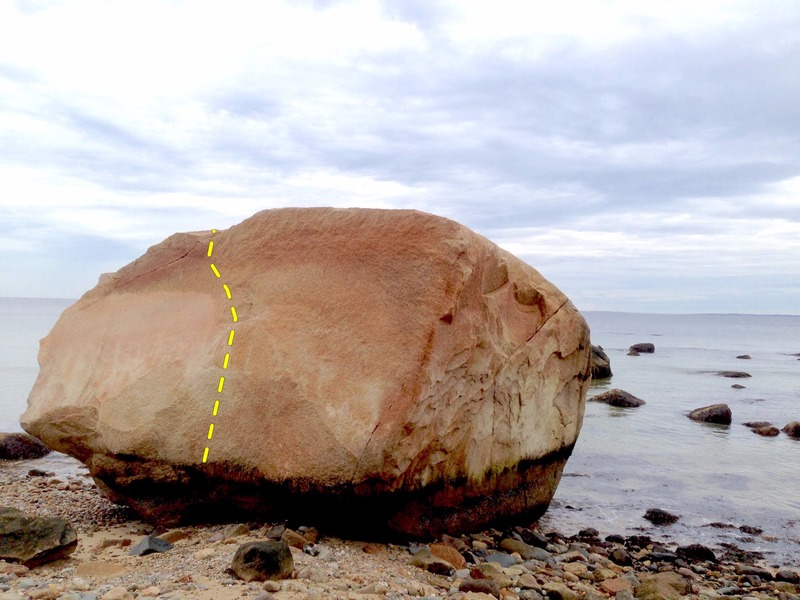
[21,208,591,537]
[590,345,612,379]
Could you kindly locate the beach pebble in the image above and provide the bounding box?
[138,586,161,597]
[231,541,294,582]
[543,581,579,600]
[193,548,215,560]
[430,543,467,569]
[128,534,172,556]
[100,587,133,600]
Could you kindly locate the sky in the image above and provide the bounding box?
[1,0,799,314]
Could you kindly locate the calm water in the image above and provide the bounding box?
[544,311,800,566]
[2,299,798,564]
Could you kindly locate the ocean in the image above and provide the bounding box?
[2,298,798,564]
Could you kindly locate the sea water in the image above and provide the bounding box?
[1,299,798,564]
[544,311,800,566]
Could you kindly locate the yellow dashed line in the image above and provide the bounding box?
[202,228,240,464]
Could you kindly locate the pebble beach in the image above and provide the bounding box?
[2,456,799,600]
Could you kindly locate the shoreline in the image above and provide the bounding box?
[2,458,799,600]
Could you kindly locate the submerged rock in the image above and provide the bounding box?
[589,389,645,408]
[643,508,680,526]
[21,208,591,537]
[716,371,751,378]
[590,345,612,379]
[782,422,800,439]
[743,422,780,437]
[736,354,751,359]
[0,433,51,460]
[688,404,732,425]
[629,343,654,353]
[0,507,77,567]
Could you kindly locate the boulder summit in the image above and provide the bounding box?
[22,208,590,537]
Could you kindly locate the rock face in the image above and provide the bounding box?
[688,404,732,425]
[21,208,591,537]
[0,432,51,460]
[589,389,645,408]
[0,507,77,567]
[590,345,612,379]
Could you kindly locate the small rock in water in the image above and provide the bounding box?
[231,541,294,582]
[688,404,732,425]
[629,343,655,353]
[736,354,751,359]
[129,534,173,556]
[716,371,751,378]
[753,425,780,437]
[589,389,646,408]
[0,433,52,460]
[627,350,640,356]
[591,345,613,379]
[643,508,680,526]
[738,525,763,535]
[782,421,800,438]
[731,384,746,389]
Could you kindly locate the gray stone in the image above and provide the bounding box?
[485,552,517,567]
[129,534,173,556]
[231,541,294,582]
[0,506,77,567]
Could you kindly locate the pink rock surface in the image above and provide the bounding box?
[22,208,590,536]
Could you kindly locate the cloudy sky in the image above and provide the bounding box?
[1,0,798,314]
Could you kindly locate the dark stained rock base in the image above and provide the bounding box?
[86,445,575,539]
